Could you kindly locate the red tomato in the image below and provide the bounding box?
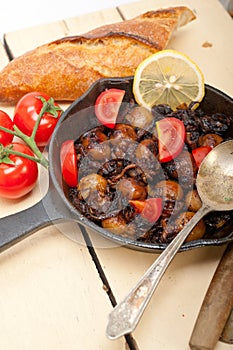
[60,140,78,187]
[0,143,38,199]
[95,88,125,128]
[13,91,62,147]
[129,198,163,223]
[192,145,212,168]
[0,110,14,146]
[156,117,185,162]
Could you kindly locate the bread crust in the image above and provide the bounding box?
[0,6,196,103]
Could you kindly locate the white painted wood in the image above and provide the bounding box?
[0,1,232,349]
[3,8,122,57]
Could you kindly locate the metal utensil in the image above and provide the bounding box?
[221,306,233,344]
[106,140,233,339]
[189,241,233,350]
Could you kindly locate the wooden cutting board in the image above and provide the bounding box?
[0,1,232,350]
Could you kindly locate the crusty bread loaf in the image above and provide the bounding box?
[0,6,196,103]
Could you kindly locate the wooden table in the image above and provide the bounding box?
[0,0,232,349]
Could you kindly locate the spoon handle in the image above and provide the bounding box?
[106,204,212,339]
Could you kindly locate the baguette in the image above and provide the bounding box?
[0,6,196,104]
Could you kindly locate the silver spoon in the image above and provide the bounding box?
[106,140,233,339]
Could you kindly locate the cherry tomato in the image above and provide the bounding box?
[95,88,125,128]
[60,140,78,187]
[0,143,38,199]
[156,117,185,162]
[0,110,14,146]
[13,91,62,147]
[129,197,163,223]
[192,145,212,168]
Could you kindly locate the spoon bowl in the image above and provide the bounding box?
[197,140,233,210]
[106,140,233,339]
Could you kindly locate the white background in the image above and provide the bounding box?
[0,0,230,41]
[0,0,136,41]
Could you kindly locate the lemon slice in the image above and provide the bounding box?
[133,49,205,111]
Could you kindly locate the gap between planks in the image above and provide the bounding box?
[0,5,140,349]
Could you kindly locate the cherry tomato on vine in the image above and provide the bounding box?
[13,91,62,147]
[0,110,14,146]
[156,117,185,162]
[95,88,125,128]
[129,197,163,223]
[0,143,38,199]
[60,140,78,187]
[192,145,212,168]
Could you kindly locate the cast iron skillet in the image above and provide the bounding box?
[1,77,233,253]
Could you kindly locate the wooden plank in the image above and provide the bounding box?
[0,43,9,67]
[93,242,226,349]
[118,0,233,96]
[0,25,125,350]
[85,0,233,349]
[4,22,67,57]
[3,8,122,57]
[0,224,125,350]
[0,1,232,349]
[65,8,123,35]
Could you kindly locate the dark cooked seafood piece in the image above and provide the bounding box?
[162,150,198,188]
[65,102,233,244]
[198,133,223,148]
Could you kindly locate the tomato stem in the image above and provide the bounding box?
[0,145,44,165]
[0,122,49,168]
[30,96,62,141]
[31,108,44,141]
[0,125,18,137]
[13,125,49,168]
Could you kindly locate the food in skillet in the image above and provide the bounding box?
[62,100,233,244]
[60,50,233,244]
[0,6,196,103]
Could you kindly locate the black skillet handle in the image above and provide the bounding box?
[0,186,76,253]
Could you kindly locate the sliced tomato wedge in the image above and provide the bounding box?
[60,140,78,187]
[156,117,185,162]
[129,197,163,223]
[95,88,125,128]
[192,145,212,168]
